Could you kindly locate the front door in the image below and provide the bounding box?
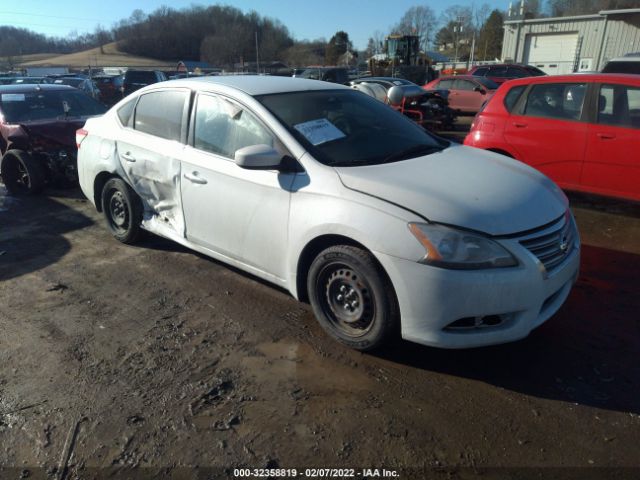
[503,82,588,188]
[180,93,295,281]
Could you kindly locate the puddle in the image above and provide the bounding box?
[0,185,19,212]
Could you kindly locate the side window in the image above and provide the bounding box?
[598,84,640,129]
[438,79,454,89]
[503,85,526,112]
[117,98,136,126]
[454,80,475,91]
[194,94,274,158]
[523,83,586,121]
[134,90,187,141]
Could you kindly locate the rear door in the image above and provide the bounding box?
[116,88,190,237]
[503,82,588,188]
[582,82,640,201]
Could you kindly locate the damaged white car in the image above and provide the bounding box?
[77,76,580,351]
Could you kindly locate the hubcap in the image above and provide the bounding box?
[319,264,375,337]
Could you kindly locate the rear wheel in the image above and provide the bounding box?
[101,177,144,244]
[1,151,46,195]
[307,245,398,351]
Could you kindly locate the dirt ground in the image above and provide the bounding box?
[1,180,639,480]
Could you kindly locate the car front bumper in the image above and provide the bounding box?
[375,228,580,349]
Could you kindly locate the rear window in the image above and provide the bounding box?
[525,66,546,76]
[503,85,527,112]
[602,61,640,74]
[134,90,187,141]
[0,89,106,122]
[472,67,489,76]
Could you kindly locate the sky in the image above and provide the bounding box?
[1,0,509,50]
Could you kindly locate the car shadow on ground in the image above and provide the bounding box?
[376,243,640,415]
[0,193,94,281]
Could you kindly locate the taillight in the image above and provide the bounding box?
[76,128,88,149]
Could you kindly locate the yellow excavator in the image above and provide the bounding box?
[368,35,432,85]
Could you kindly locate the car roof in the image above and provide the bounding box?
[0,84,76,93]
[435,75,479,81]
[501,73,640,86]
[607,56,640,63]
[353,76,411,83]
[165,75,351,96]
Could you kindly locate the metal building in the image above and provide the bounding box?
[502,8,640,74]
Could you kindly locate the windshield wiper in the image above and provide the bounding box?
[380,144,444,164]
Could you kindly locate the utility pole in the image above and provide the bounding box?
[255,31,260,74]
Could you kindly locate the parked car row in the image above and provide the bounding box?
[3,70,636,351]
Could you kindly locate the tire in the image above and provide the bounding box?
[101,177,144,244]
[307,245,399,351]
[1,151,46,195]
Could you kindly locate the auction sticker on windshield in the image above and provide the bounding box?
[1,94,25,102]
[294,118,345,146]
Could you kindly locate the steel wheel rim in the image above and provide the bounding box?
[108,190,129,232]
[16,161,31,189]
[316,262,375,338]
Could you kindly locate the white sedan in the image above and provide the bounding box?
[76,76,580,350]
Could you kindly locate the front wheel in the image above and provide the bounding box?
[1,151,46,195]
[101,177,144,244]
[307,245,398,351]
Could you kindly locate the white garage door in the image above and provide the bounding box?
[524,33,579,75]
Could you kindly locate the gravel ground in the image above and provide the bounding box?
[0,183,639,480]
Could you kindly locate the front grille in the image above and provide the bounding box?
[520,214,576,272]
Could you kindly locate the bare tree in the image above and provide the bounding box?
[393,6,437,51]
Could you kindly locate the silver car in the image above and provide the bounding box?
[77,76,580,351]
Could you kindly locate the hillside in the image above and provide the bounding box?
[18,42,177,69]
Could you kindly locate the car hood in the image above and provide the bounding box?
[335,145,568,236]
[18,118,88,148]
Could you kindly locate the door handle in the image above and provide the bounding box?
[184,171,208,184]
[512,122,528,128]
[597,133,616,140]
[121,151,136,162]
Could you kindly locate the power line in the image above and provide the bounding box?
[1,20,90,30]
[0,10,102,22]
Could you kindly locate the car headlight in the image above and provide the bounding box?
[408,223,517,269]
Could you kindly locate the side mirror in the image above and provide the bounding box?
[235,144,282,170]
[474,86,486,94]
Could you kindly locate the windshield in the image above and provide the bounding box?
[257,89,446,167]
[0,89,107,123]
[602,61,640,74]
[55,78,83,87]
[476,77,499,89]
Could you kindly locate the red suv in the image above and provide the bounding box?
[464,74,640,202]
[468,64,546,85]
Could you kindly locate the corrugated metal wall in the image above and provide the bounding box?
[502,12,640,71]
